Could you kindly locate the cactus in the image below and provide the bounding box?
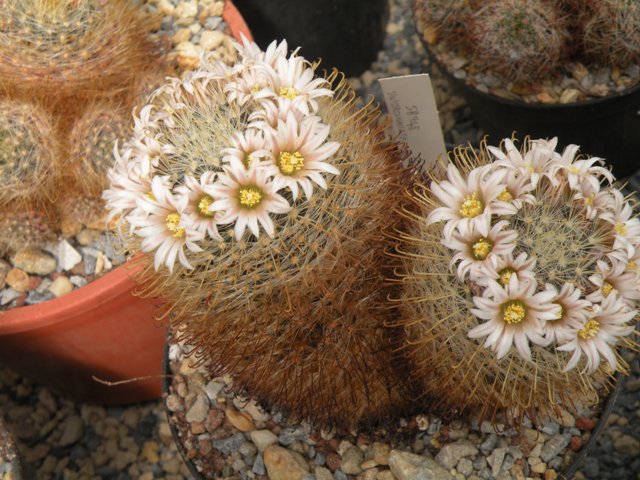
[469,0,569,83]
[393,137,638,423]
[583,0,640,67]
[0,211,55,256]
[0,99,58,213]
[413,0,473,47]
[105,39,412,429]
[0,0,162,108]
[68,103,131,196]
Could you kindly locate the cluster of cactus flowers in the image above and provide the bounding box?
[107,37,640,429]
[0,0,164,257]
[105,37,411,429]
[395,138,639,421]
[415,0,640,84]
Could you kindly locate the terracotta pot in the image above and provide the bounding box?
[0,1,252,405]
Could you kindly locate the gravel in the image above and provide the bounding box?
[0,0,638,479]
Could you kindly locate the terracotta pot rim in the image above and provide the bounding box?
[0,0,252,335]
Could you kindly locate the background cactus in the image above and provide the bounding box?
[415,0,640,86]
[105,41,413,429]
[0,212,55,256]
[0,0,163,112]
[0,99,58,213]
[469,0,569,82]
[68,103,131,196]
[413,0,473,48]
[393,138,639,423]
[584,0,640,68]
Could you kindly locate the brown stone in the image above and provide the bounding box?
[225,407,254,432]
[570,436,582,452]
[576,417,597,430]
[263,445,309,480]
[5,268,30,292]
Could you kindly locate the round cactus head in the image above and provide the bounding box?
[69,103,130,196]
[469,0,570,82]
[583,0,640,67]
[0,0,163,105]
[104,38,412,429]
[0,100,58,210]
[394,137,639,423]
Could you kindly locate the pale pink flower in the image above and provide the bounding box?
[261,55,334,114]
[490,168,535,211]
[587,260,640,307]
[205,159,291,240]
[265,113,340,200]
[449,218,518,281]
[477,251,536,288]
[132,134,175,177]
[104,144,175,224]
[224,64,275,106]
[488,138,560,188]
[235,36,290,68]
[175,172,223,241]
[427,163,515,240]
[221,128,272,169]
[543,283,593,344]
[572,181,612,220]
[552,143,613,191]
[470,276,559,361]
[128,177,204,272]
[558,294,636,373]
[599,189,640,258]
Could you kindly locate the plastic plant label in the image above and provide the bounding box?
[379,73,446,169]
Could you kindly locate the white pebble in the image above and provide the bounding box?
[57,240,83,271]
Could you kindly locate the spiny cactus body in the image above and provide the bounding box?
[0,0,162,106]
[413,0,473,47]
[0,100,58,212]
[68,104,130,196]
[105,39,412,429]
[469,0,569,82]
[0,211,56,256]
[584,0,640,67]
[393,138,638,423]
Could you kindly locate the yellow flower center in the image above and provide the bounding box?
[497,189,513,202]
[279,86,299,99]
[502,300,526,325]
[498,267,515,286]
[459,193,484,218]
[198,195,214,217]
[238,186,263,209]
[250,83,262,94]
[568,165,580,175]
[578,319,600,340]
[146,191,156,201]
[278,151,305,175]
[472,238,493,260]
[243,154,257,169]
[614,222,628,235]
[602,281,615,297]
[584,195,595,206]
[165,213,185,238]
[628,260,637,271]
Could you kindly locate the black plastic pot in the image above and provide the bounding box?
[233,0,388,77]
[162,336,623,480]
[415,30,640,179]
